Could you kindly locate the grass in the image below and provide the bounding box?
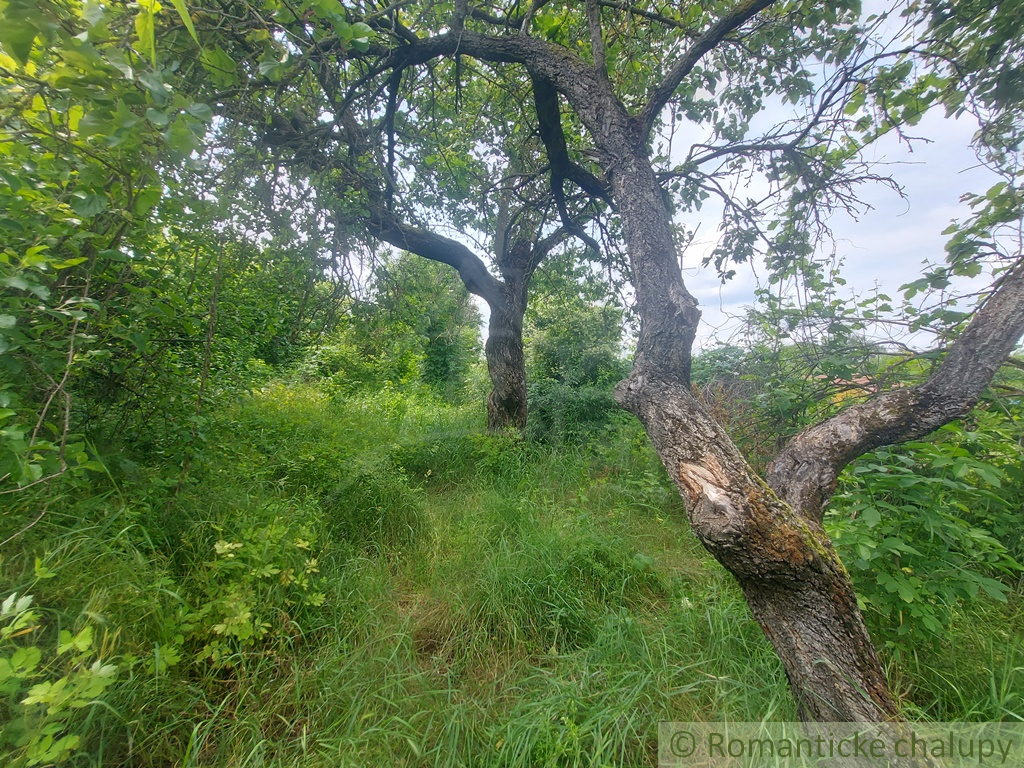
[2,381,1023,766]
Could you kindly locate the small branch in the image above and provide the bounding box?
[0,505,49,548]
[638,0,777,141]
[519,0,548,35]
[595,0,699,34]
[586,0,606,74]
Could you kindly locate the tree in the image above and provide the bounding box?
[0,0,215,487]
[355,253,482,399]
[194,28,611,433]
[166,0,1024,722]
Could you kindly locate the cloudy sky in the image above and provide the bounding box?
[681,107,997,350]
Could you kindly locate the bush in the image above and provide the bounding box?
[0,594,118,768]
[178,498,331,664]
[828,420,1024,651]
[526,381,630,445]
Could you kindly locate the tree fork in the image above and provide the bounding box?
[615,371,901,721]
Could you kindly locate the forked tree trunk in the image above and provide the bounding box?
[617,374,899,721]
[609,138,1024,721]
[602,145,902,720]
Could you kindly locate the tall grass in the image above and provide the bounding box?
[2,382,1022,766]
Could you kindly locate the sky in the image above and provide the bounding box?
[681,107,998,350]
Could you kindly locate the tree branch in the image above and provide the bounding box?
[586,0,606,74]
[637,0,777,141]
[767,260,1024,522]
[595,0,698,33]
[531,74,609,254]
[367,209,505,308]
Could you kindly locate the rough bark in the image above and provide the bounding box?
[603,138,902,720]
[616,372,899,721]
[486,241,533,433]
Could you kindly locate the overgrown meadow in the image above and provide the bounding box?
[4,2,1024,764]
[3,295,1024,766]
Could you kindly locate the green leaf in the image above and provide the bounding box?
[58,625,94,655]
[2,275,30,291]
[978,577,1009,602]
[167,0,199,44]
[258,59,286,82]
[860,507,881,528]
[77,111,112,139]
[200,46,238,87]
[72,192,108,218]
[134,1,158,67]
[145,107,169,127]
[134,187,162,215]
[185,102,214,122]
[138,71,171,104]
[0,17,38,66]
[53,257,88,270]
[10,646,41,674]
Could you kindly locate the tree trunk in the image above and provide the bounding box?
[605,146,902,721]
[485,281,528,433]
[486,238,543,434]
[365,209,533,433]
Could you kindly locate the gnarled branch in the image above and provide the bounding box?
[367,209,505,308]
[767,260,1024,522]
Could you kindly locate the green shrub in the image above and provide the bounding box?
[828,420,1024,651]
[526,381,630,445]
[176,497,330,664]
[0,593,118,768]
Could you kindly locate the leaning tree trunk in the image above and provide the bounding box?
[616,374,899,720]
[605,134,1024,721]
[604,143,902,721]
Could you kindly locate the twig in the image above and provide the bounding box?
[0,505,49,548]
